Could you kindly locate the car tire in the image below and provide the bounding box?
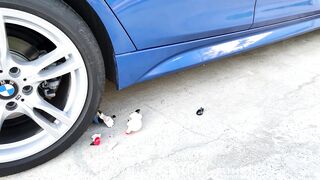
[0,0,105,176]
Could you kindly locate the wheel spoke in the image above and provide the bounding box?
[30,95,73,126]
[28,58,82,83]
[20,102,61,139]
[28,48,70,73]
[0,13,9,70]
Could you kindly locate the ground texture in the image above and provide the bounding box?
[7,30,320,180]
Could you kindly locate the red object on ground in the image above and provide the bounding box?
[90,134,101,146]
[93,137,101,145]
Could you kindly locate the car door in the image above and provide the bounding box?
[106,0,256,50]
[253,0,320,27]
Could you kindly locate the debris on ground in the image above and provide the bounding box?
[196,107,204,116]
[126,109,143,134]
[107,135,118,151]
[90,134,101,146]
[93,110,116,128]
[93,113,101,124]
[103,115,116,128]
[98,111,116,128]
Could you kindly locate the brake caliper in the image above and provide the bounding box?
[40,77,61,99]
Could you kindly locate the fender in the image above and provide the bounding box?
[87,0,136,54]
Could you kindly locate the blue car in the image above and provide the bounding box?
[0,0,320,175]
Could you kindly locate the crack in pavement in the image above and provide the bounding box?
[283,74,320,99]
[108,132,228,180]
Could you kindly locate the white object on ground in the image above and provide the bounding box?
[126,109,143,134]
[99,113,115,128]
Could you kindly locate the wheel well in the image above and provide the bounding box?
[63,0,117,83]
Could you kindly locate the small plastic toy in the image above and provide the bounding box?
[126,109,143,134]
[90,134,101,146]
[94,111,116,128]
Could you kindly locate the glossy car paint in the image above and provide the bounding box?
[106,0,256,49]
[253,0,320,27]
[87,0,136,54]
[115,14,320,89]
[87,0,320,89]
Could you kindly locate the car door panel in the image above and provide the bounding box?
[106,0,256,50]
[253,0,320,27]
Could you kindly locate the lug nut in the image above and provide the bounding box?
[9,67,21,78]
[22,85,33,95]
[6,101,17,111]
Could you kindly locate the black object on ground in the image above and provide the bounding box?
[196,107,204,116]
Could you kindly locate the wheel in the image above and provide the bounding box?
[0,0,105,176]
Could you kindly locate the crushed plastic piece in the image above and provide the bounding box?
[98,112,116,128]
[90,134,101,146]
[93,111,116,128]
[101,114,116,128]
[126,109,143,134]
[104,117,115,127]
[196,107,204,116]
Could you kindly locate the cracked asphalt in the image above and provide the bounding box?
[6,30,320,179]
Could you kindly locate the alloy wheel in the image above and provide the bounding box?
[0,8,88,163]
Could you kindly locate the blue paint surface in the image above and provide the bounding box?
[115,15,320,89]
[253,0,320,27]
[106,0,256,49]
[86,0,320,89]
[87,0,136,54]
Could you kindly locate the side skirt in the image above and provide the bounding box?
[116,14,320,90]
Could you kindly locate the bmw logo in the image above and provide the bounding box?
[0,80,19,100]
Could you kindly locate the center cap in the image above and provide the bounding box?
[0,80,19,100]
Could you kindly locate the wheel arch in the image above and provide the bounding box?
[63,0,117,84]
